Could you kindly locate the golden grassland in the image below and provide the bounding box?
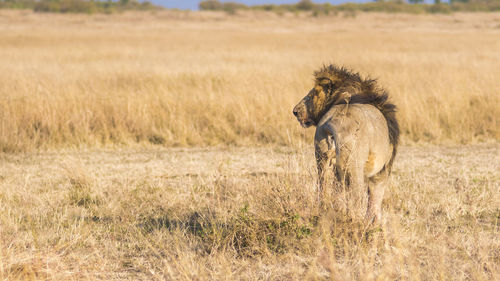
[1,145,499,280]
[0,10,499,280]
[0,10,499,151]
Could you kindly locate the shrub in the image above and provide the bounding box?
[34,0,63,13]
[199,0,247,13]
[427,3,452,13]
[199,0,222,11]
[34,0,97,14]
[30,0,161,14]
[296,0,314,11]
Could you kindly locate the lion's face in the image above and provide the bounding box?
[293,79,332,128]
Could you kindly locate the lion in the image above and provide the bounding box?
[293,65,399,223]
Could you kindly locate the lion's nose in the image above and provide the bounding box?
[293,109,298,117]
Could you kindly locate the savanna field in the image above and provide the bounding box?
[0,10,499,280]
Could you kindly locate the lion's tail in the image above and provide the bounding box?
[374,91,399,148]
[370,90,399,175]
[371,91,399,175]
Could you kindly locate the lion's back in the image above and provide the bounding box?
[318,103,393,175]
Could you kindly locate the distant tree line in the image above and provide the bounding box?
[0,0,162,14]
[199,0,500,14]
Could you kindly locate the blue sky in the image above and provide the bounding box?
[153,1,374,10]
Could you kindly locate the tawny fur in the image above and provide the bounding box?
[293,65,399,223]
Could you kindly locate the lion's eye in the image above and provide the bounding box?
[319,79,331,86]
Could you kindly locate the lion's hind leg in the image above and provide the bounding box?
[334,143,369,220]
[366,166,389,224]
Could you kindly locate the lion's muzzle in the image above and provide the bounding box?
[293,103,314,128]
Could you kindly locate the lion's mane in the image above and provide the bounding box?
[313,65,400,149]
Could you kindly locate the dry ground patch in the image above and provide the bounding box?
[0,145,498,280]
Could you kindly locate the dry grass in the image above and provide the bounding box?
[1,10,499,280]
[0,144,498,280]
[0,11,499,152]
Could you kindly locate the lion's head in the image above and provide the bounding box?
[293,65,355,127]
[292,78,335,128]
